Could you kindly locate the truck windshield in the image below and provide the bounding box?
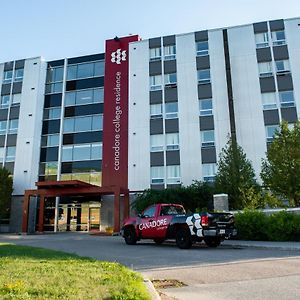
[160,205,185,216]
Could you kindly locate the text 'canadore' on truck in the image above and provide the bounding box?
[121,203,237,249]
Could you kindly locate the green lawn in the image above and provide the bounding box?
[0,243,150,300]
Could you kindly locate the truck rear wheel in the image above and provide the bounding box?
[204,237,221,248]
[176,228,192,249]
[124,227,137,245]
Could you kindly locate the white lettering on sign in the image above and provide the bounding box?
[138,219,168,230]
[112,71,122,171]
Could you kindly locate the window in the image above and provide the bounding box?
[196,41,209,56]
[261,93,277,110]
[201,130,215,147]
[66,61,104,80]
[6,146,16,162]
[8,119,18,134]
[14,69,24,82]
[166,133,179,150]
[62,143,102,162]
[166,165,181,184]
[164,45,176,60]
[275,60,290,74]
[197,69,210,84]
[255,32,269,48]
[202,163,216,182]
[3,70,13,83]
[44,162,58,176]
[0,121,7,135]
[272,30,286,46]
[46,67,63,83]
[151,166,164,184]
[150,104,163,119]
[199,99,213,116]
[46,134,60,147]
[63,115,103,133]
[165,102,178,119]
[266,125,279,142]
[143,206,156,218]
[11,93,21,106]
[45,82,63,94]
[258,62,273,77]
[164,73,177,85]
[44,107,61,120]
[1,95,10,108]
[149,47,161,61]
[150,134,164,152]
[0,147,4,162]
[65,88,103,106]
[149,75,162,91]
[279,91,294,108]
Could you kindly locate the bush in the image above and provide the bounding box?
[235,210,300,241]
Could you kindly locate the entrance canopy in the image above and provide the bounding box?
[22,180,129,233]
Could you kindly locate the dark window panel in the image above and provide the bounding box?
[263,110,280,125]
[163,35,176,46]
[0,135,5,147]
[200,116,214,130]
[47,60,64,68]
[166,150,180,165]
[9,106,20,119]
[44,94,62,108]
[42,120,61,135]
[4,61,14,71]
[0,109,8,121]
[165,118,179,133]
[6,134,17,146]
[253,22,268,33]
[4,162,14,174]
[281,107,298,123]
[198,83,212,99]
[64,103,103,117]
[150,119,163,135]
[165,86,178,102]
[201,147,217,163]
[15,60,25,69]
[273,45,289,60]
[149,61,162,75]
[150,90,163,104]
[256,48,272,62]
[277,74,294,91]
[195,30,208,41]
[61,160,102,173]
[66,77,104,91]
[196,56,210,69]
[260,77,276,93]
[149,37,161,48]
[40,147,59,162]
[63,131,102,145]
[164,60,177,73]
[68,53,104,65]
[269,19,285,31]
[150,152,164,167]
[12,82,22,94]
[1,84,11,95]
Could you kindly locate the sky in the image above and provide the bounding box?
[0,0,300,62]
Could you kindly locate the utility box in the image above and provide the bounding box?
[213,194,229,211]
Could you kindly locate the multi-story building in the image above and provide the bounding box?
[0,17,299,233]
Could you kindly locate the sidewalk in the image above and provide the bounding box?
[224,239,300,251]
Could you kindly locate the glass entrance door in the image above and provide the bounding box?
[89,207,101,231]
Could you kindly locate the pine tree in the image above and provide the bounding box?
[261,120,300,207]
[215,137,259,209]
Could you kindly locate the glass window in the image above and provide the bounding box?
[279,91,294,108]
[73,144,90,161]
[76,89,93,105]
[3,70,13,83]
[262,93,277,110]
[47,134,59,147]
[94,61,105,77]
[14,69,24,82]
[67,65,77,80]
[199,99,213,116]
[197,69,210,84]
[47,107,61,120]
[0,120,7,135]
[272,30,286,46]
[150,134,164,152]
[6,146,16,162]
[266,125,279,142]
[77,63,94,79]
[165,102,178,119]
[9,119,18,134]
[164,45,176,60]
[1,95,10,108]
[203,163,216,182]
[63,118,75,133]
[150,75,162,91]
[47,67,63,83]
[92,115,103,131]
[62,146,73,162]
[164,73,177,85]
[201,130,215,147]
[275,60,290,73]
[65,92,76,106]
[150,104,163,119]
[255,32,269,48]
[91,143,102,160]
[143,206,156,218]
[75,116,92,132]
[258,62,273,77]
[45,82,63,94]
[166,133,179,150]
[11,93,21,105]
[0,147,4,162]
[94,88,104,103]
[196,41,209,56]
[45,162,58,176]
[151,166,164,184]
[166,165,181,184]
[150,47,161,61]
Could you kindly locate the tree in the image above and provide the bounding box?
[215,137,259,209]
[261,121,300,207]
[0,167,13,219]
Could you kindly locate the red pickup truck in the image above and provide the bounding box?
[121,203,236,249]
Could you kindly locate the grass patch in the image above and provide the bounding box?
[0,243,150,300]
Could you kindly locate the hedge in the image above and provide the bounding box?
[235,210,300,241]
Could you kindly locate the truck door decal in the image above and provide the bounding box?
[186,214,203,237]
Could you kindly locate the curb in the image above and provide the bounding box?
[143,276,161,300]
[224,242,300,251]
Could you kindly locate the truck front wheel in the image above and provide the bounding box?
[124,227,137,245]
[176,228,192,249]
[204,237,221,248]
